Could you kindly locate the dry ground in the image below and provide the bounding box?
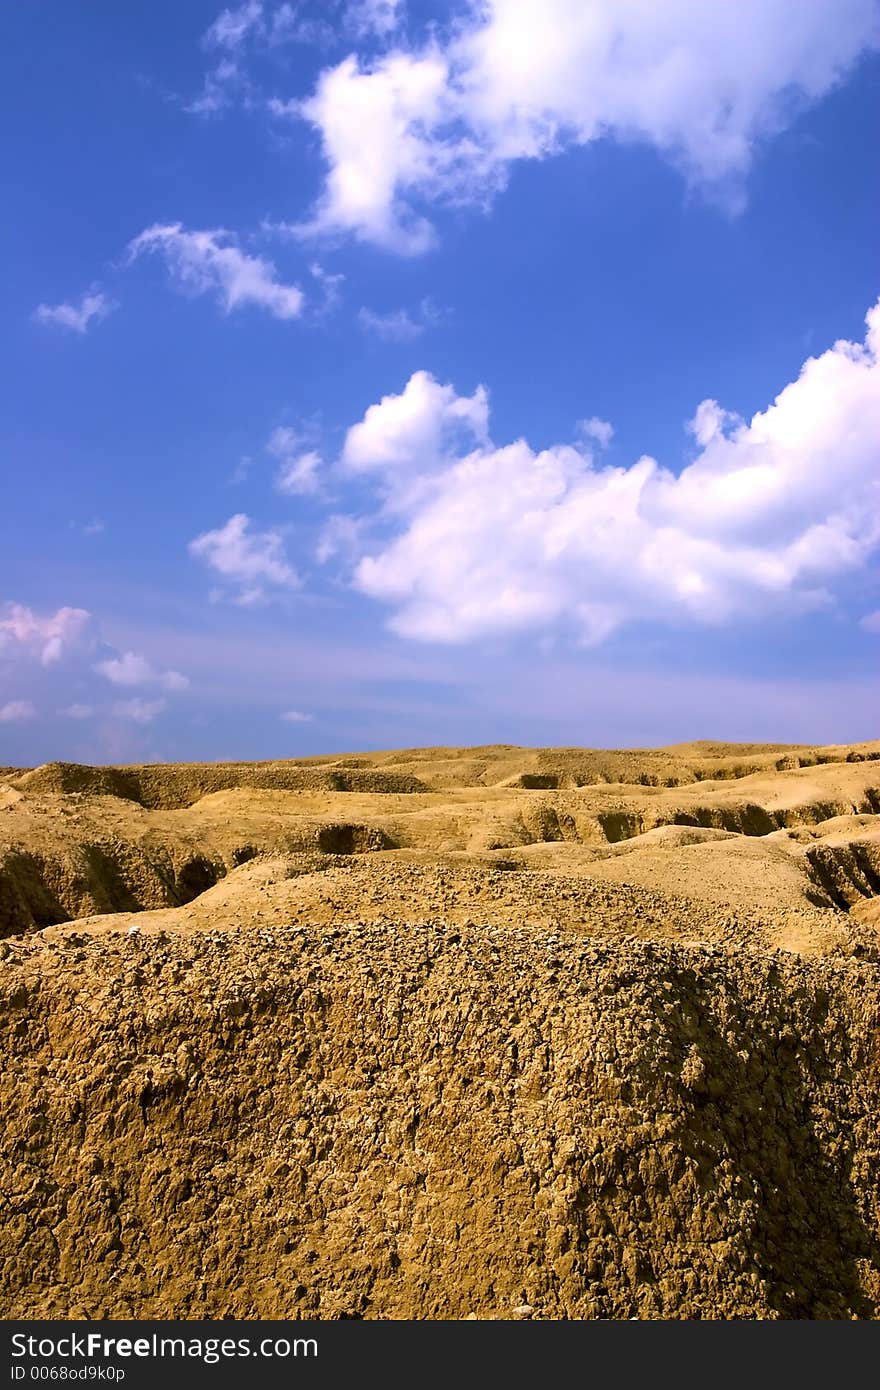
[2,739,879,1318]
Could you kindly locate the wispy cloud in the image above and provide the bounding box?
[358,298,444,342]
[58,704,94,720]
[94,651,189,691]
[186,58,246,116]
[189,512,300,604]
[191,2,333,114]
[0,700,36,723]
[267,427,322,495]
[578,417,614,450]
[229,455,254,485]
[112,698,167,724]
[34,288,116,334]
[203,1,264,51]
[308,261,344,318]
[280,707,314,722]
[128,224,304,320]
[345,0,405,39]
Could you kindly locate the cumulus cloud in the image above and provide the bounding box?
[343,368,488,479]
[280,708,314,722]
[33,288,115,334]
[0,603,91,666]
[189,513,299,603]
[0,601,190,730]
[94,651,189,691]
[112,698,167,725]
[0,701,36,723]
[295,0,880,249]
[128,224,304,320]
[336,298,880,644]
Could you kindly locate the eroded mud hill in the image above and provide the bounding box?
[1,740,880,1319]
[2,925,879,1319]
[2,740,880,938]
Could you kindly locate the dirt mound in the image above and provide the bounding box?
[806,838,880,910]
[4,749,879,940]
[0,809,394,938]
[2,738,880,1319]
[0,837,227,935]
[2,925,878,1319]
[14,761,428,808]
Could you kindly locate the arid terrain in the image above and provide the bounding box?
[2,739,880,1319]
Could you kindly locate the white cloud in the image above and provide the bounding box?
[343,368,489,479]
[578,416,614,449]
[189,512,299,603]
[59,704,94,720]
[128,224,304,320]
[34,288,115,334]
[297,0,880,249]
[860,610,880,634]
[294,51,456,252]
[94,651,189,691]
[339,298,880,644]
[0,701,36,723]
[0,603,189,731]
[112,698,167,725]
[687,399,742,447]
[280,708,314,722]
[0,603,91,666]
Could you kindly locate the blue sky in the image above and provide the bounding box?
[2,0,879,764]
